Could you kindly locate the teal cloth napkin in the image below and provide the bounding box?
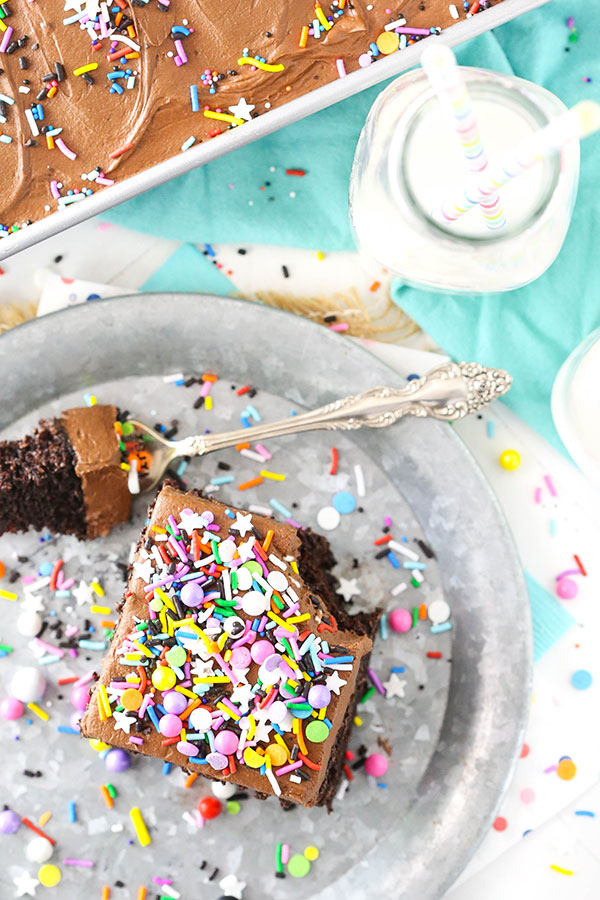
[141,243,235,296]
[526,572,576,662]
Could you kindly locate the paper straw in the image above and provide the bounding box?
[436,100,600,226]
[421,43,505,230]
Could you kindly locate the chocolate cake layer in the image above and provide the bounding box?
[0,0,503,232]
[81,484,376,807]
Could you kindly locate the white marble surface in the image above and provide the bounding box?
[2,218,599,899]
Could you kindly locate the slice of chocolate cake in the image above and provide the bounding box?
[81,484,378,808]
[0,405,130,540]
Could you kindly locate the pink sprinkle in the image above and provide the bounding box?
[74,669,96,687]
[329,322,349,332]
[200,380,212,398]
[555,569,580,581]
[336,58,347,78]
[63,859,95,868]
[21,576,36,585]
[64,625,78,637]
[153,878,173,885]
[50,180,61,200]
[97,222,113,231]
[69,648,78,658]
[33,637,65,659]
[174,56,183,67]
[55,138,77,160]
[534,486,542,504]
[61,577,74,590]
[384,515,393,528]
[567,16,574,27]
[544,765,557,774]
[174,39,187,63]
[0,26,14,53]
[129,735,144,745]
[544,474,557,496]
[285,518,301,529]
[254,443,272,460]
[275,760,303,776]
[95,176,115,186]
[281,843,290,864]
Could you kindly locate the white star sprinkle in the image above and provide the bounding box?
[218,873,246,900]
[229,682,254,709]
[228,97,255,122]
[336,577,361,603]
[13,873,39,898]
[190,658,215,678]
[132,558,154,583]
[237,537,256,562]
[325,670,347,695]
[178,509,209,535]
[20,593,45,614]
[112,710,136,734]
[383,673,407,699]
[72,580,93,607]
[252,715,273,743]
[230,511,254,538]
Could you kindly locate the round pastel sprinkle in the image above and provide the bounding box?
[557,758,576,780]
[120,688,143,711]
[266,570,288,592]
[243,747,265,768]
[39,562,53,577]
[149,597,164,612]
[151,666,177,691]
[180,581,204,608]
[230,647,251,669]
[288,854,311,878]
[214,729,239,755]
[11,667,46,703]
[26,837,54,863]
[16,610,42,637]
[241,590,269,617]
[236,567,254,591]
[305,720,330,743]
[89,739,111,752]
[365,752,389,776]
[308,685,331,709]
[224,616,246,637]
[427,599,451,625]
[571,669,592,690]
[493,816,508,831]
[38,864,61,887]
[159,713,183,737]
[251,639,274,664]
[0,809,21,834]
[211,781,237,800]
[332,491,356,515]
[265,743,288,766]
[241,560,262,578]
[376,30,400,53]
[163,691,188,715]
[520,787,535,804]
[198,796,222,820]
[206,751,228,770]
[70,684,90,710]
[226,800,241,815]
[165,645,187,668]
[316,506,341,531]
[178,740,200,757]
[0,697,24,720]
[304,845,320,861]
[104,748,131,773]
[557,577,578,600]
[217,539,237,562]
[389,608,412,633]
[267,700,288,724]
[70,710,83,732]
[258,663,281,686]
[358,52,372,67]
[189,707,213,732]
[499,449,521,470]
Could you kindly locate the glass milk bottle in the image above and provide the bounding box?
[349,67,580,293]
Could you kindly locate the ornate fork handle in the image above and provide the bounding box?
[176,362,511,457]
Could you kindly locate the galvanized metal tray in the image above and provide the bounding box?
[0,0,548,261]
[0,295,531,899]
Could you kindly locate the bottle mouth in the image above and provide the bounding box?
[388,78,561,245]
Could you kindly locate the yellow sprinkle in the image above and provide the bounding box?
[550,865,573,876]
[99,684,112,719]
[203,110,245,126]
[304,845,320,861]
[180,728,186,741]
[314,5,332,29]
[290,560,299,574]
[0,588,17,600]
[91,605,111,615]
[194,676,230,684]
[354,715,363,727]
[223,649,232,662]
[247,714,256,741]
[38,812,52,827]
[274,733,292,761]
[154,587,176,613]
[97,690,107,723]
[260,470,285,481]
[0,19,6,32]
[27,702,49,722]
[132,641,153,658]
[151,525,167,534]
[125,675,141,683]
[217,631,228,651]
[90,581,104,597]
[73,62,98,76]
[120,462,131,471]
[267,611,295,633]
[281,653,299,671]
[237,56,285,72]
[124,654,143,661]
[129,807,151,846]
[286,613,310,624]
[316,250,325,260]
[318,707,327,720]
[88,395,97,406]
[174,686,197,698]
[205,395,213,411]
[216,701,240,720]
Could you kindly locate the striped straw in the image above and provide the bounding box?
[421,43,505,230]
[435,100,600,226]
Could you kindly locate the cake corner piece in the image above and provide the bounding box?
[80,483,377,808]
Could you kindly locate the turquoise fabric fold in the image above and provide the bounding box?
[141,243,235,296]
[526,572,576,662]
